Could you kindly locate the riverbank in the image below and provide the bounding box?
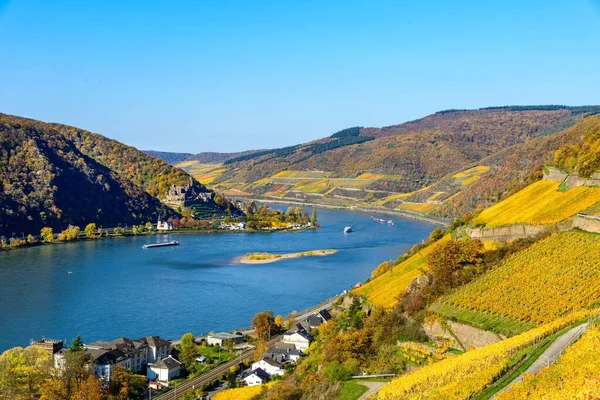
[0,225,319,252]
[238,249,337,264]
[239,198,450,227]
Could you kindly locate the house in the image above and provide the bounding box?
[306,309,332,329]
[157,219,173,231]
[264,347,303,362]
[196,355,207,363]
[282,328,313,351]
[252,357,285,376]
[86,337,149,373]
[30,338,64,356]
[87,348,132,382]
[147,356,181,385]
[207,332,244,347]
[242,367,271,387]
[143,336,172,363]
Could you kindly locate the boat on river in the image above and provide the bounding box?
[371,216,394,225]
[344,226,353,233]
[142,241,179,249]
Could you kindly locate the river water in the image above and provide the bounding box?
[0,206,434,351]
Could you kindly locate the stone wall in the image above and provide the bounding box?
[423,320,504,351]
[543,166,600,189]
[572,214,600,234]
[467,224,550,242]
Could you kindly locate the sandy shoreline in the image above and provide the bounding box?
[238,249,337,264]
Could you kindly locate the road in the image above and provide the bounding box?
[492,322,589,399]
[357,381,387,400]
[153,295,338,400]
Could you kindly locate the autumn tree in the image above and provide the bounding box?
[179,332,199,369]
[109,367,146,399]
[84,223,98,239]
[253,339,269,361]
[274,315,284,330]
[252,310,275,339]
[41,227,54,243]
[0,346,52,399]
[371,261,392,279]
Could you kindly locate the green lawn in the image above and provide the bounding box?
[336,381,369,400]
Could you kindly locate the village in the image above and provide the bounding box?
[28,307,334,398]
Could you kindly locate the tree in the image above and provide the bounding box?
[371,261,392,279]
[84,223,98,239]
[179,332,199,369]
[253,339,269,361]
[41,227,54,243]
[110,367,146,399]
[252,311,275,339]
[311,209,317,226]
[274,315,284,330]
[0,346,52,399]
[69,335,84,352]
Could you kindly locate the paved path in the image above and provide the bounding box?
[492,322,589,399]
[357,381,387,400]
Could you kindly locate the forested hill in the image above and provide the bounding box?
[144,149,267,165]
[220,107,598,185]
[143,150,193,165]
[0,114,238,237]
[0,115,175,237]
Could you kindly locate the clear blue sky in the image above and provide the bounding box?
[1,0,599,152]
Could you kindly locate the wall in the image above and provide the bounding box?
[423,320,504,351]
[572,214,600,234]
[543,166,600,189]
[467,224,550,242]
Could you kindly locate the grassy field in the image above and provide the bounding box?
[473,180,600,227]
[355,235,451,308]
[432,232,600,334]
[336,381,369,400]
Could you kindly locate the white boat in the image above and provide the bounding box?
[142,240,179,249]
[344,226,353,233]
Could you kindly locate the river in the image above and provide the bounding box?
[0,206,434,351]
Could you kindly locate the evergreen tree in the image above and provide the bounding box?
[69,334,84,352]
[311,209,317,226]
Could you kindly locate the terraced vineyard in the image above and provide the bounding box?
[452,165,490,186]
[472,180,600,227]
[355,235,451,308]
[377,310,594,400]
[176,160,227,184]
[431,232,600,334]
[496,323,600,400]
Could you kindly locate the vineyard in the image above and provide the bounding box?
[212,382,275,400]
[376,310,594,400]
[496,323,600,399]
[452,165,490,186]
[472,180,600,227]
[432,232,600,334]
[354,235,451,308]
